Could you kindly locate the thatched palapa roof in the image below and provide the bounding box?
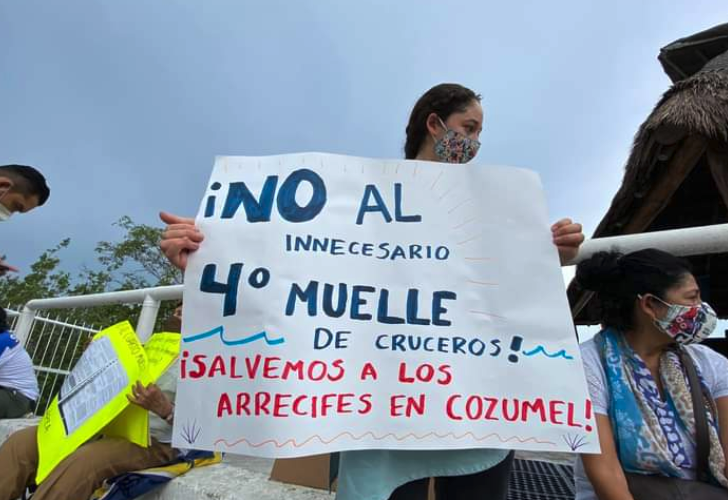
[569,23,728,324]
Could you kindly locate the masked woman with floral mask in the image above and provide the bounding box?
[331,83,584,500]
[575,249,728,500]
[158,83,585,500]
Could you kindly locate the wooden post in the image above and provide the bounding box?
[622,135,707,234]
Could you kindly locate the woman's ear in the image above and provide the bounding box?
[426,112,444,137]
[638,294,663,322]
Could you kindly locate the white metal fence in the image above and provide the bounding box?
[6,285,183,415]
[5,223,728,415]
[5,307,99,414]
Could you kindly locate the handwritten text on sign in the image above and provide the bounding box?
[173,153,598,456]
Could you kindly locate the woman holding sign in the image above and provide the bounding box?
[575,249,728,500]
[159,83,584,500]
[334,84,584,500]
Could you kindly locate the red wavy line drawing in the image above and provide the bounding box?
[213,431,556,449]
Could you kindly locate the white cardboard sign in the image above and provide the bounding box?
[173,152,598,456]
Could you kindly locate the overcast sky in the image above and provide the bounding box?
[1,1,726,321]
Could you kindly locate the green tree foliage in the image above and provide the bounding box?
[1,216,182,323]
[0,217,182,413]
[95,216,181,290]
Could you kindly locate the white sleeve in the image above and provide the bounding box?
[580,340,610,415]
[0,332,18,369]
[690,345,728,400]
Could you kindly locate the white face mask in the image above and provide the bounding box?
[641,294,718,345]
[0,188,11,222]
[0,204,11,222]
[654,297,717,345]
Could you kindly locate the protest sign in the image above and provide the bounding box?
[102,332,181,446]
[173,153,598,457]
[36,324,179,483]
[143,333,183,381]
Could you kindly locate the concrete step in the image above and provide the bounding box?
[0,418,331,500]
[138,460,330,500]
[1,419,578,500]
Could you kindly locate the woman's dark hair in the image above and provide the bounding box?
[0,307,9,332]
[576,249,693,330]
[404,83,481,160]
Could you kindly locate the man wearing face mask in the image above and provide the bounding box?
[0,164,51,275]
[574,249,728,500]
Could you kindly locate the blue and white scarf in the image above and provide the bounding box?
[596,328,727,485]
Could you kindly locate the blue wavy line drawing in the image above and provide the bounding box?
[183,325,285,346]
[522,345,574,360]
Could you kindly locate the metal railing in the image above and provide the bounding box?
[10,285,183,415]
[567,223,728,318]
[568,223,728,264]
[6,223,728,415]
[5,307,99,414]
[14,285,183,346]
[8,286,183,414]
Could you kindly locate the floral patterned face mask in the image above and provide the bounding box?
[645,295,717,345]
[433,117,480,164]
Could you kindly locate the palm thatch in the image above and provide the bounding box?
[592,51,728,237]
[569,24,728,325]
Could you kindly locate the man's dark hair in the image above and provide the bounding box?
[0,164,50,206]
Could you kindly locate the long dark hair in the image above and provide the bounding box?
[576,249,693,330]
[404,83,481,159]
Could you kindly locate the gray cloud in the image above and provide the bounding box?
[0,0,724,275]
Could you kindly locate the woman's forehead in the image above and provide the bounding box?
[671,274,699,293]
[452,102,483,123]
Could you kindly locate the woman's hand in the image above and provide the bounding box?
[551,218,585,265]
[127,381,174,419]
[159,211,203,271]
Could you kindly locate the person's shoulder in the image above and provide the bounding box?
[579,336,604,373]
[686,344,728,398]
[579,337,600,360]
[686,344,728,369]
[578,335,610,414]
[580,337,598,350]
